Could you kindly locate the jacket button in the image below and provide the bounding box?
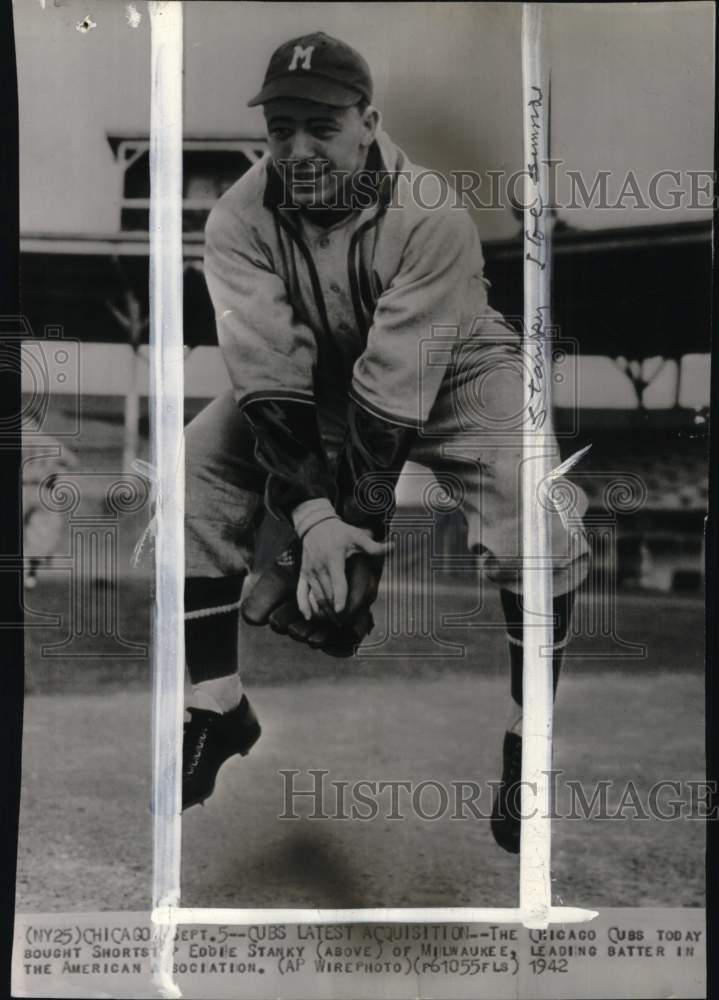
[330,282,341,293]
[318,236,330,248]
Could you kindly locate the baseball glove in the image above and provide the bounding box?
[241,542,379,657]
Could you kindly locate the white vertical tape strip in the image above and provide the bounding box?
[149,2,184,997]
[520,2,554,928]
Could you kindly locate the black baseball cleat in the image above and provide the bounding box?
[490,731,523,854]
[182,696,261,811]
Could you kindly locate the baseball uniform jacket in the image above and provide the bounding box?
[203,128,518,532]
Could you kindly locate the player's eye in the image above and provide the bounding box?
[310,126,339,140]
[269,127,293,141]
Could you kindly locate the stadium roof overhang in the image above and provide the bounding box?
[19,232,216,346]
[483,219,711,359]
[19,219,711,356]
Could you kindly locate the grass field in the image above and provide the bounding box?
[15,578,705,913]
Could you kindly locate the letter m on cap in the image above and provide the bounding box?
[289,45,314,71]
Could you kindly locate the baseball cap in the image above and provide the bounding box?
[247,32,372,108]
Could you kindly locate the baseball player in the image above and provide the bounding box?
[181,31,589,852]
[22,422,77,589]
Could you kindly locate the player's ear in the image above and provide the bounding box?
[359,105,381,147]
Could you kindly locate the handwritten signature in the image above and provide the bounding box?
[525,85,546,272]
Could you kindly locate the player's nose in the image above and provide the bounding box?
[288,130,316,163]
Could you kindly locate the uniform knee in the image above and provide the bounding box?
[480,551,591,596]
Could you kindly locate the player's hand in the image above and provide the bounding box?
[298,517,391,620]
[291,552,385,656]
[269,545,386,659]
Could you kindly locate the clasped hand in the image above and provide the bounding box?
[297,516,392,622]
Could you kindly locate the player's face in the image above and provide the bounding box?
[263,98,378,209]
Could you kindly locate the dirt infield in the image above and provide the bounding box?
[15,588,705,913]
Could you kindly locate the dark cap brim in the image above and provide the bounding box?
[247,74,365,108]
